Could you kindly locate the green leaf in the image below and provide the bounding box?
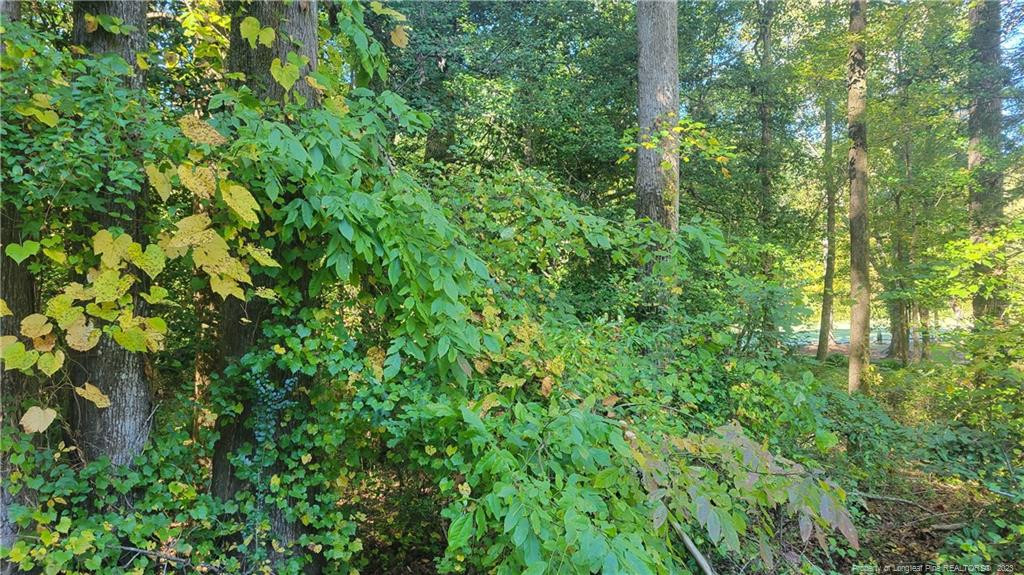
[240,17,261,49]
[270,57,301,92]
[447,513,473,548]
[5,241,40,264]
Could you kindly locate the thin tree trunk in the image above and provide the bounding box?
[756,0,777,342]
[69,0,152,465]
[967,0,1005,324]
[919,306,931,360]
[846,0,870,394]
[635,0,679,234]
[817,99,836,361]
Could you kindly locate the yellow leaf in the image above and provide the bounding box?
[93,229,136,269]
[300,453,312,464]
[166,213,213,249]
[390,25,409,48]
[84,13,98,33]
[177,163,217,199]
[244,245,280,268]
[178,116,227,146]
[136,53,150,70]
[305,75,326,92]
[20,406,57,433]
[0,298,10,317]
[43,247,66,264]
[20,313,52,338]
[164,50,179,68]
[133,244,166,279]
[146,164,173,201]
[221,182,260,224]
[31,93,51,109]
[74,383,111,409]
[37,350,64,377]
[92,269,133,303]
[210,274,245,301]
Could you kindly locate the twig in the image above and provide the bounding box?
[670,520,717,575]
[852,491,932,513]
[114,545,225,573]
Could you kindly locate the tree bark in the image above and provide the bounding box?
[967,0,1005,324]
[69,0,152,465]
[635,0,679,234]
[817,99,837,361]
[756,0,777,343]
[846,0,870,394]
[211,2,321,572]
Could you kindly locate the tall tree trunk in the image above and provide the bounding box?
[817,99,837,361]
[967,0,1005,324]
[756,0,777,343]
[846,0,870,394]
[69,0,152,465]
[211,2,320,572]
[635,0,679,234]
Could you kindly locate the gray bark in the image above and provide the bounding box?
[967,0,1005,323]
[817,99,837,361]
[635,0,679,233]
[69,0,152,464]
[847,0,870,394]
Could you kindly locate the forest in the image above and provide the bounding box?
[0,0,1022,573]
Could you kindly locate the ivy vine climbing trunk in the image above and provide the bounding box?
[211,1,321,572]
[846,0,870,394]
[68,0,152,464]
[967,0,1005,324]
[816,98,836,361]
[635,0,679,235]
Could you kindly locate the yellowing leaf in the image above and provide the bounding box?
[270,58,300,92]
[92,269,133,303]
[239,16,262,49]
[178,116,227,147]
[258,27,276,48]
[177,163,217,199]
[74,383,111,409]
[20,406,57,433]
[221,182,260,224]
[93,229,136,269]
[37,350,65,377]
[390,25,409,48]
[43,247,66,264]
[84,13,98,33]
[66,318,101,352]
[20,313,52,338]
[0,298,11,317]
[164,50,179,68]
[210,274,245,301]
[133,244,166,279]
[146,164,173,201]
[1,341,38,371]
[136,52,150,70]
[166,214,213,249]
[244,245,280,268]
[112,325,147,352]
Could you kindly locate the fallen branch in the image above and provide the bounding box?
[670,520,717,575]
[927,522,967,532]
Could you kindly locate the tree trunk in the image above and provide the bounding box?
[211,2,321,572]
[635,0,679,234]
[1,194,34,575]
[756,0,777,343]
[817,99,836,361]
[919,306,931,360]
[69,0,152,465]
[846,0,870,394]
[967,0,1005,324]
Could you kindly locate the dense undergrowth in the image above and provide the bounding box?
[1,4,1022,575]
